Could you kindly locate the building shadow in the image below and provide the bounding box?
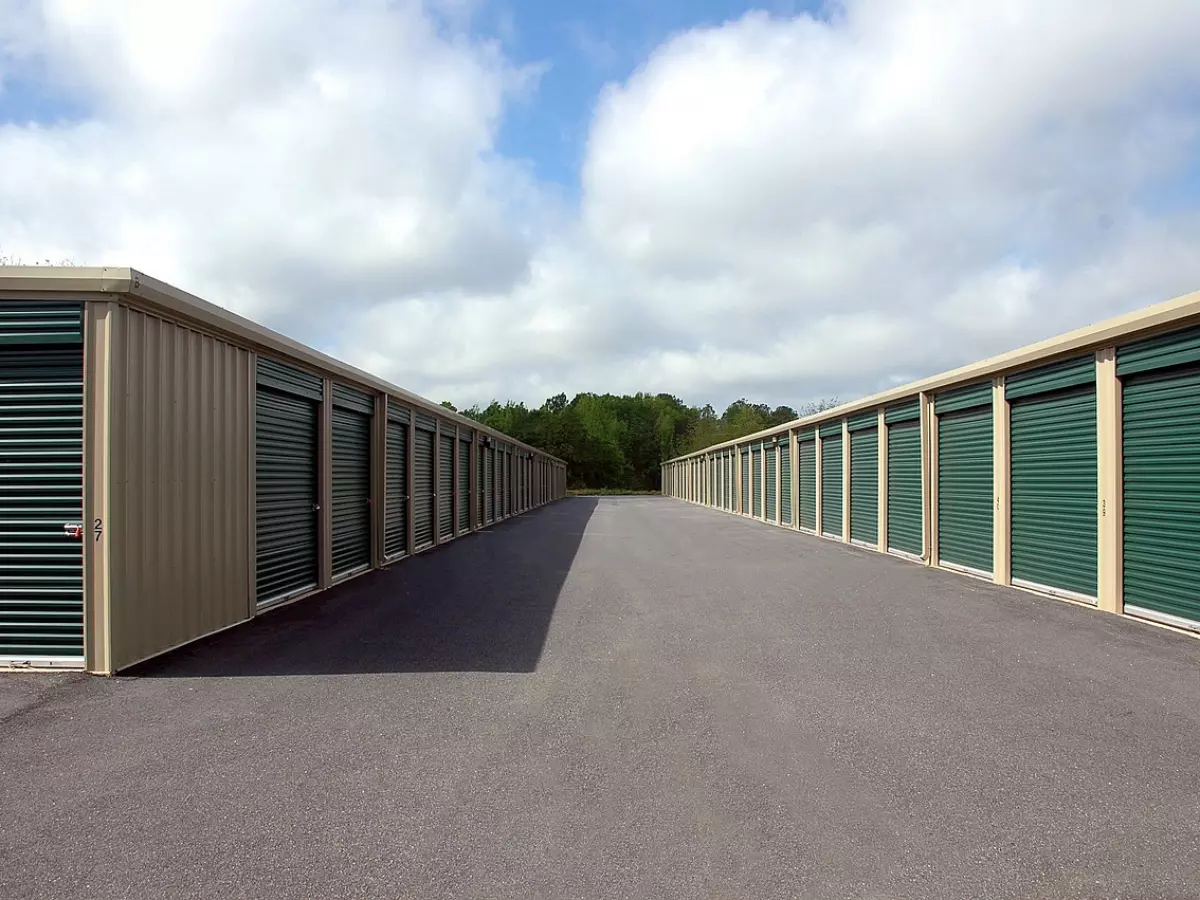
[132,498,598,677]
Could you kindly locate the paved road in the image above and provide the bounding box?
[3,497,1199,900]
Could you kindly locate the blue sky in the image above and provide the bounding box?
[486,0,821,190]
[2,0,1200,410]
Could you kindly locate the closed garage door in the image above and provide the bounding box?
[255,358,321,608]
[820,425,842,538]
[726,455,734,511]
[765,445,777,521]
[331,385,373,579]
[780,442,792,525]
[752,446,763,517]
[886,401,922,557]
[1008,357,1097,600]
[438,432,454,541]
[799,432,816,530]
[936,384,993,575]
[0,304,84,662]
[478,447,486,523]
[1119,326,1200,629]
[384,405,408,559]
[716,455,723,508]
[504,450,512,516]
[413,415,436,550]
[741,450,750,514]
[458,437,471,531]
[485,446,495,523]
[849,415,878,546]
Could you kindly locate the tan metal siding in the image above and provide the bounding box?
[106,306,253,671]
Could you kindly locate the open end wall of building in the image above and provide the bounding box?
[663,287,1200,638]
[0,268,568,675]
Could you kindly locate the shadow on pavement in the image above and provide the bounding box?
[133,498,597,677]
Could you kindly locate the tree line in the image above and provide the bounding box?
[449,393,838,491]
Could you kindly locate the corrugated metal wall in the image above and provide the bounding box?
[0,277,567,674]
[661,298,1200,639]
[105,306,253,672]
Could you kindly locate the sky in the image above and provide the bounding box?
[2,0,1200,413]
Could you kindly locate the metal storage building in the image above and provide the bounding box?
[664,287,1200,638]
[0,267,567,674]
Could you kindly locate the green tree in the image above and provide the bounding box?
[455,388,844,491]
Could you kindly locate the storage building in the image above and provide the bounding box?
[0,267,567,674]
[664,288,1200,637]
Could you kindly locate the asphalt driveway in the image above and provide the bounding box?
[2,497,1199,900]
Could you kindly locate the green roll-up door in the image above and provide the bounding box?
[886,420,922,556]
[485,446,495,522]
[820,432,843,537]
[850,427,878,545]
[799,435,816,530]
[458,439,470,531]
[413,418,436,550]
[741,450,750,513]
[477,447,486,522]
[498,448,508,517]
[765,446,778,521]
[255,382,320,607]
[438,433,454,540]
[0,304,84,660]
[1010,375,1097,599]
[780,443,792,524]
[384,409,408,559]
[937,405,993,573]
[752,447,763,517]
[726,455,734,511]
[1122,366,1200,627]
[331,404,372,578]
[504,450,512,516]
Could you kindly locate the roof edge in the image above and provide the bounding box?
[664,286,1200,463]
[0,266,564,465]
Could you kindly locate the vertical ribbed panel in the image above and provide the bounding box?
[886,420,922,555]
[799,440,816,530]
[413,430,435,549]
[820,435,842,537]
[850,428,878,545]
[1122,367,1200,624]
[937,407,993,572]
[1010,388,1097,596]
[384,418,408,558]
[331,407,371,577]
[110,308,252,670]
[0,334,84,659]
[438,434,454,540]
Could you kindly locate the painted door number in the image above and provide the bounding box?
[93,518,103,542]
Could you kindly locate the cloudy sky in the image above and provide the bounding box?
[2,0,1200,412]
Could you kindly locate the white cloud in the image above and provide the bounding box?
[0,0,544,334]
[3,0,1200,413]
[576,0,1200,405]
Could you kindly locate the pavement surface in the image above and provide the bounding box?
[3,496,1200,900]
